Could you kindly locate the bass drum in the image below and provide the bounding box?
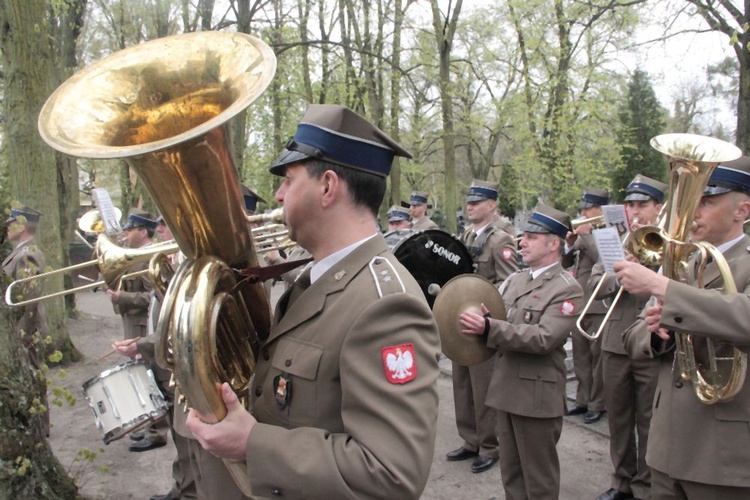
[385,229,474,307]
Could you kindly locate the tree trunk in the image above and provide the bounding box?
[2,0,70,360]
[0,297,78,498]
[51,0,86,363]
[430,0,463,234]
[0,1,80,494]
[388,0,406,210]
[736,46,750,154]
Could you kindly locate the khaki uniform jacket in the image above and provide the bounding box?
[563,233,607,314]
[462,222,518,285]
[3,238,47,342]
[245,235,441,499]
[623,235,750,487]
[485,263,584,417]
[493,213,516,237]
[113,260,152,339]
[411,216,439,231]
[590,262,651,354]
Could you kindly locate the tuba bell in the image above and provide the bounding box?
[38,32,276,494]
[634,133,745,404]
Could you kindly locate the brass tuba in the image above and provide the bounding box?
[38,32,276,494]
[632,133,745,404]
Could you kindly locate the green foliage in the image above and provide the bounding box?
[68,447,109,485]
[612,69,668,202]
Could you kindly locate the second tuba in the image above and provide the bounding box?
[636,133,745,404]
[38,32,277,494]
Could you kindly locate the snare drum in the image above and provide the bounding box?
[385,229,474,307]
[82,360,168,444]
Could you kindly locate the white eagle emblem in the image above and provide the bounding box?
[386,348,414,380]
[560,300,576,316]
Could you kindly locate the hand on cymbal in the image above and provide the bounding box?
[186,382,256,461]
[459,303,490,336]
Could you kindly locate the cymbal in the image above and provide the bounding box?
[433,274,505,365]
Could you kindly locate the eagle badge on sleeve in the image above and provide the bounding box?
[560,300,576,315]
[382,344,417,384]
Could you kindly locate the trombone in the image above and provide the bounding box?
[248,208,296,254]
[5,209,179,307]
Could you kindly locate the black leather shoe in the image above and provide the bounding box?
[567,405,588,415]
[128,438,166,452]
[471,455,497,473]
[128,431,144,441]
[584,410,605,424]
[596,488,634,500]
[446,447,478,461]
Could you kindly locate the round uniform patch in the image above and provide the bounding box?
[560,300,576,315]
[382,344,417,384]
[502,248,513,261]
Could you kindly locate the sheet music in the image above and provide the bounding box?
[601,204,629,237]
[91,188,122,235]
[593,227,626,274]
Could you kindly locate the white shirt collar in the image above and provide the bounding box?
[310,234,377,284]
[717,233,745,254]
[530,261,557,280]
[473,222,491,237]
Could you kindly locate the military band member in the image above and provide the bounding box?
[564,187,608,423]
[460,203,584,499]
[106,209,156,341]
[114,216,197,500]
[590,175,667,500]
[386,204,412,231]
[409,191,439,230]
[446,179,518,473]
[105,210,169,453]
[186,104,441,499]
[616,157,750,499]
[3,205,49,435]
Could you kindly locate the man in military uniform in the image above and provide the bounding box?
[187,104,441,499]
[106,209,168,453]
[616,157,750,499]
[590,175,667,500]
[386,204,412,231]
[409,191,439,230]
[460,203,584,499]
[446,179,518,473]
[3,205,49,435]
[115,216,197,500]
[564,187,608,423]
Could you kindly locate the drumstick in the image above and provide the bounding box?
[96,336,142,362]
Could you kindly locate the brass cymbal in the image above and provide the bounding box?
[433,274,505,365]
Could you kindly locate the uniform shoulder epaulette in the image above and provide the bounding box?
[499,269,524,294]
[558,270,576,286]
[368,256,406,298]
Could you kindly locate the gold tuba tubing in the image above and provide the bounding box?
[38,32,277,495]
